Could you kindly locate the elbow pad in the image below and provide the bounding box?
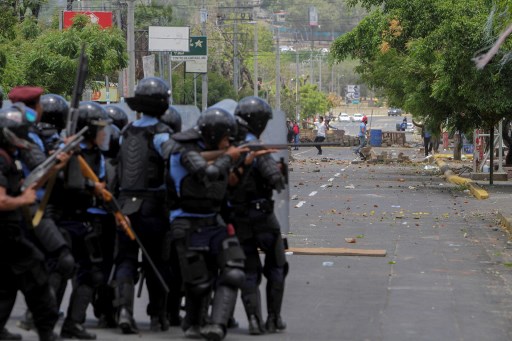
[257,154,285,192]
[204,154,232,181]
[181,150,208,174]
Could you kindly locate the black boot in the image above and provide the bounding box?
[60,321,96,340]
[114,280,138,334]
[199,324,225,341]
[0,328,21,340]
[150,314,169,332]
[241,288,264,335]
[37,331,59,341]
[61,284,96,339]
[265,281,286,333]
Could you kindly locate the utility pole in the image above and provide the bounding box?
[116,0,124,99]
[201,1,208,111]
[126,0,135,97]
[253,17,258,97]
[233,0,240,94]
[310,27,314,85]
[275,15,281,111]
[295,51,299,121]
[319,55,322,92]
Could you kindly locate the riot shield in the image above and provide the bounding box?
[260,108,290,240]
[172,105,201,130]
[208,99,238,115]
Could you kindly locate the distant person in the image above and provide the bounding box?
[292,121,300,150]
[400,118,407,131]
[313,116,326,155]
[423,128,433,157]
[354,115,368,160]
[287,120,294,143]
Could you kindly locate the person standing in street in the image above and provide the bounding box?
[354,115,368,160]
[292,121,300,150]
[304,116,326,155]
[423,128,432,157]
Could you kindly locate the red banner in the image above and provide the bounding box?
[63,11,113,29]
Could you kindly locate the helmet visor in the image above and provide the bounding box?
[95,124,112,152]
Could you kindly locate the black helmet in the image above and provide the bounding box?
[125,77,170,117]
[77,101,111,143]
[234,115,249,142]
[160,106,182,133]
[197,107,237,149]
[234,96,272,137]
[40,94,69,132]
[104,105,128,130]
[0,103,37,147]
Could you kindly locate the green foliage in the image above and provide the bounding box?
[135,1,177,28]
[299,83,330,119]
[332,0,512,136]
[0,14,127,96]
[171,70,236,107]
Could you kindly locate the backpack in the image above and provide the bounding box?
[293,125,299,135]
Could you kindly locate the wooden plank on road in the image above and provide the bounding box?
[287,247,387,257]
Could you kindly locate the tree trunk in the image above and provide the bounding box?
[453,131,462,161]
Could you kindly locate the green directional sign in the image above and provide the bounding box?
[171,36,207,61]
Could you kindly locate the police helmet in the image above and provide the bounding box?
[40,94,69,132]
[125,77,170,117]
[234,115,249,142]
[234,96,272,137]
[77,101,111,139]
[160,106,182,133]
[197,107,237,149]
[0,103,37,147]
[104,105,128,130]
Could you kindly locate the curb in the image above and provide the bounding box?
[498,211,512,236]
[435,158,489,200]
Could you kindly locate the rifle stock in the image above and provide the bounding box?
[76,155,168,293]
[21,126,88,192]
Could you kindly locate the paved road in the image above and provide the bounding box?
[330,115,415,137]
[7,146,512,340]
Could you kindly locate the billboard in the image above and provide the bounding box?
[309,6,318,27]
[148,26,190,52]
[63,11,113,29]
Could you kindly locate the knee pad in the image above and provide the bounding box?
[219,236,245,269]
[89,267,105,288]
[56,249,75,279]
[218,267,245,289]
[188,280,212,297]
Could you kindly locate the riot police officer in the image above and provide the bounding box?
[160,105,182,133]
[17,94,76,334]
[55,101,112,340]
[114,77,174,333]
[228,96,288,335]
[0,105,70,341]
[167,107,247,340]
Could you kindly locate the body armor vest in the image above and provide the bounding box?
[167,141,228,214]
[118,123,167,192]
[0,149,22,223]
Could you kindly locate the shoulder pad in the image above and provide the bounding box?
[162,138,183,159]
[172,128,201,142]
[154,122,173,134]
[120,121,133,136]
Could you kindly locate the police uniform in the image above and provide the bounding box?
[167,108,245,341]
[114,77,174,334]
[227,97,288,335]
[0,106,59,341]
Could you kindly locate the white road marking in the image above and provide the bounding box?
[320,184,327,188]
[309,191,317,196]
[328,178,334,182]
[334,173,340,177]
[295,201,306,208]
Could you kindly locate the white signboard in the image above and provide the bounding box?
[148,26,190,52]
[186,60,207,73]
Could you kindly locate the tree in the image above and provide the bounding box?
[0,14,128,96]
[332,0,512,160]
[299,83,330,119]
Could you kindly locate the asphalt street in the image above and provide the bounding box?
[7,144,512,341]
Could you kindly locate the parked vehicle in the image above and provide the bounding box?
[351,113,363,122]
[388,108,402,116]
[338,113,350,122]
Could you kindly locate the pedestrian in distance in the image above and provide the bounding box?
[423,128,433,157]
[305,116,326,155]
[354,115,368,160]
[292,121,300,150]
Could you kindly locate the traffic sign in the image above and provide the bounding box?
[171,36,207,61]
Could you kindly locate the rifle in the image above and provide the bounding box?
[77,155,169,294]
[200,141,343,160]
[65,44,88,137]
[20,126,88,192]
